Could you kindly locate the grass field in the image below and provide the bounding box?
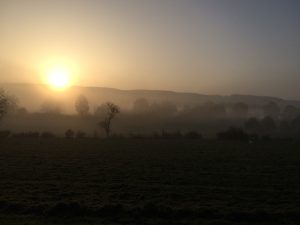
[0,138,300,224]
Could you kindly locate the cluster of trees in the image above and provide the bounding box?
[0,89,18,119]
[0,90,120,138]
[132,98,177,117]
[131,98,300,120]
[42,95,121,137]
[36,97,300,122]
[245,116,300,133]
[1,88,300,139]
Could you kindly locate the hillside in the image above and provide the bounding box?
[1,83,299,113]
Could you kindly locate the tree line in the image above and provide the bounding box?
[1,88,300,139]
[0,90,120,137]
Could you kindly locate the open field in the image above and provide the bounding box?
[0,138,300,224]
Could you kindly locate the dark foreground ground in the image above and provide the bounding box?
[0,138,300,225]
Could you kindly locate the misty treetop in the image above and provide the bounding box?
[1,87,300,139]
[75,94,90,117]
[0,89,18,120]
[97,102,120,137]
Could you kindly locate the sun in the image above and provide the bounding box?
[47,67,71,89]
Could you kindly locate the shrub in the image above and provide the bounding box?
[161,130,183,139]
[41,132,55,138]
[217,127,249,141]
[184,131,202,139]
[76,130,86,139]
[65,129,75,138]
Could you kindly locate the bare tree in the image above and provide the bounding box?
[0,89,9,120]
[0,89,18,120]
[98,102,120,137]
[75,95,90,117]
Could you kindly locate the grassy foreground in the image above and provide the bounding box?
[0,138,299,224]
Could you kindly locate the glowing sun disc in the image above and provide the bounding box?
[47,67,70,89]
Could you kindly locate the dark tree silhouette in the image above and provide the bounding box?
[0,89,9,120]
[65,129,75,138]
[263,101,280,119]
[98,102,120,137]
[76,130,86,138]
[0,89,17,119]
[217,127,249,141]
[75,95,90,117]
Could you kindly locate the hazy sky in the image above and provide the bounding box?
[1,0,300,99]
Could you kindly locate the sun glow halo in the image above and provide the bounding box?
[47,67,71,89]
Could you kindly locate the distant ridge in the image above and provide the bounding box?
[0,82,299,113]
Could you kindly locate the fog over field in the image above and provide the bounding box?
[1,0,300,224]
[0,83,300,138]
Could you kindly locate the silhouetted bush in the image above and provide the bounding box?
[41,132,55,138]
[76,130,86,138]
[184,131,202,139]
[261,135,272,141]
[97,102,120,137]
[217,127,249,141]
[152,132,161,139]
[65,129,75,138]
[161,130,183,139]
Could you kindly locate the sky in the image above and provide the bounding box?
[0,0,300,99]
